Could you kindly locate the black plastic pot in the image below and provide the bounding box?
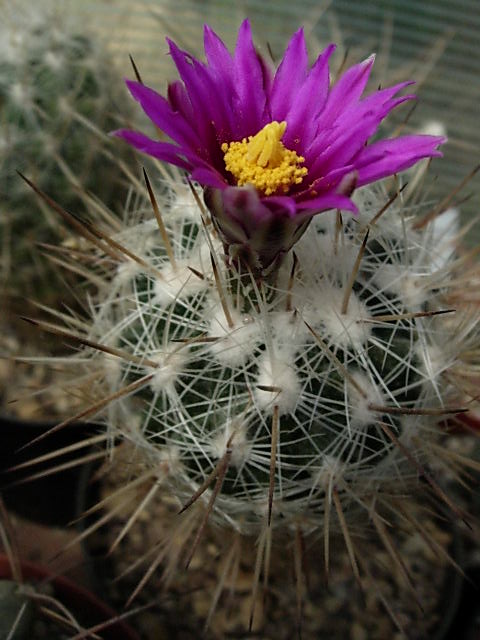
[0,415,100,526]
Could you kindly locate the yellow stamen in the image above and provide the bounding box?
[221,121,308,196]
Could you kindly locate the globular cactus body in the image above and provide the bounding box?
[84,177,464,541]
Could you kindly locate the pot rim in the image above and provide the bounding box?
[0,553,140,640]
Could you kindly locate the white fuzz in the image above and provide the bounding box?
[309,286,371,349]
[103,354,123,388]
[58,95,74,116]
[348,372,384,429]
[44,50,63,71]
[157,445,183,476]
[295,216,358,280]
[208,303,260,365]
[37,130,58,157]
[254,351,301,415]
[372,265,429,310]
[148,348,189,395]
[419,120,447,138]
[399,416,421,449]
[270,310,309,350]
[1,32,26,62]
[417,342,450,382]
[312,454,344,492]
[208,421,251,467]
[116,261,142,286]
[9,82,31,107]
[154,261,208,307]
[169,184,202,222]
[429,208,459,270]
[0,129,17,153]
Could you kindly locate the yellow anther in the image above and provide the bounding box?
[246,120,287,167]
[221,121,307,196]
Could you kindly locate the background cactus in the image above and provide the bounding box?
[0,1,144,418]
[0,2,135,300]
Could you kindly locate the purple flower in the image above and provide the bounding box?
[115,20,445,273]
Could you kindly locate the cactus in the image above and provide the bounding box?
[31,163,477,635]
[91,181,449,525]
[17,19,479,637]
[0,4,134,298]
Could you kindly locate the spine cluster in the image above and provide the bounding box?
[78,174,468,539]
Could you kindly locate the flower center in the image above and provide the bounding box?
[221,121,307,196]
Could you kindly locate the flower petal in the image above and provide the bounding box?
[118,20,447,273]
[311,85,415,150]
[355,135,445,185]
[307,97,414,179]
[232,19,268,136]
[221,184,273,223]
[125,80,202,151]
[257,52,274,105]
[207,186,311,272]
[190,166,227,189]
[261,195,298,217]
[167,81,194,122]
[357,80,415,115]
[202,24,241,139]
[295,192,358,214]
[320,54,376,127]
[296,165,356,199]
[282,44,336,152]
[167,39,235,149]
[270,28,309,121]
[113,129,193,170]
[203,24,234,82]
